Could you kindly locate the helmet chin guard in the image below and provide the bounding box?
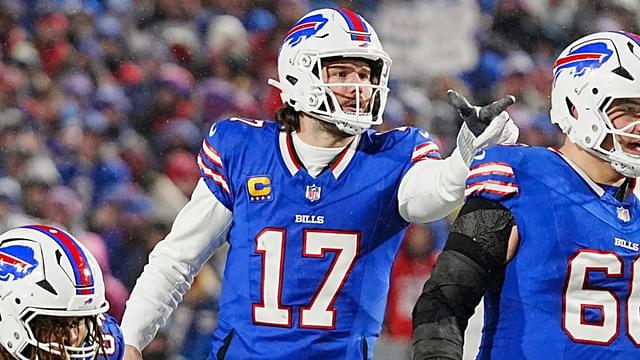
[269,8,391,135]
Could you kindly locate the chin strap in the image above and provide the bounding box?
[614,176,634,202]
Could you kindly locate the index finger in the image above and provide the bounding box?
[478,95,516,123]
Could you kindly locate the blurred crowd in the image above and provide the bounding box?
[0,0,638,359]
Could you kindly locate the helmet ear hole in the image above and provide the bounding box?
[565,97,577,119]
[286,75,298,86]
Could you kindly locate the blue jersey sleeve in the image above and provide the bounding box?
[197,119,237,210]
[197,117,272,210]
[97,313,124,360]
[464,145,524,202]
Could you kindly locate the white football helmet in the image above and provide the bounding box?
[551,31,640,177]
[0,225,109,360]
[268,8,391,135]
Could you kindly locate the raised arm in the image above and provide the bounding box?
[399,91,519,223]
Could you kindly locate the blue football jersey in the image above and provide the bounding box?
[197,118,441,359]
[97,313,124,360]
[465,145,640,359]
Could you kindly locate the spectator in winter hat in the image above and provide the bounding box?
[9,40,41,71]
[42,185,84,232]
[33,11,72,77]
[163,149,200,197]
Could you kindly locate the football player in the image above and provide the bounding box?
[121,7,518,360]
[412,31,640,359]
[0,225,123,360]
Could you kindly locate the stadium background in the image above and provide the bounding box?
[0,0,636,358]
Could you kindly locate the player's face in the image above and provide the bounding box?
[607,98,640,155]
[322,59,373,114]
[33,316,90,358]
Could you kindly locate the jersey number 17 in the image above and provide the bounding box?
[252,228,359,329]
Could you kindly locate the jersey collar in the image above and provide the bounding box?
[278,131,360,179]
[549,147,640,202]
[548,147,617,198]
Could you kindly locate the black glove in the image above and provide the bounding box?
[447,90,516,137]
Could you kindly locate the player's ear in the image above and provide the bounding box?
[570,104,578,119]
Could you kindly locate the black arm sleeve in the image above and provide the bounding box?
[412,197,516,360]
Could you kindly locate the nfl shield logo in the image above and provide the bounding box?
[617,206,631,222]
[305,184,322,202]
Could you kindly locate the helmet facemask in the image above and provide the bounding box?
[307,55,389,135]
[24,314,103,360]
[592,97,640,177]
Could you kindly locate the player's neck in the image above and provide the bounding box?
[297,114,354,148]
[558,139,626,186]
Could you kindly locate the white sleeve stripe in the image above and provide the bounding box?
[197,155,230,193]
[412,143,439,161]
[464,180,518,197]
[202,140,223,167]
[468,163,514,178]
[412,151,440,163]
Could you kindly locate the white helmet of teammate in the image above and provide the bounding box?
[551,31,640,177]
[269,8,391,135]
[0,225,109,359]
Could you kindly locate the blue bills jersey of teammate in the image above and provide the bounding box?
[197,118,441,360]
[97,313,124,360]
[465,145,640,359]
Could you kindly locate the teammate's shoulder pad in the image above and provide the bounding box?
[470,143,529,168]
[209,117,275,134]
[97,313,124,360]
[368,126,433,147]
[465,144,530,201]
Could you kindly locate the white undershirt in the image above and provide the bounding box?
[291,132,346,177]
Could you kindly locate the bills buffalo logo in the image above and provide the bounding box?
[0,245,38,281]
[284,14,328,47]
[553,41,613,86]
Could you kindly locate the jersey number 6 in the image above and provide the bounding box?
[252,228,359,329]
[563,249,640,345]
